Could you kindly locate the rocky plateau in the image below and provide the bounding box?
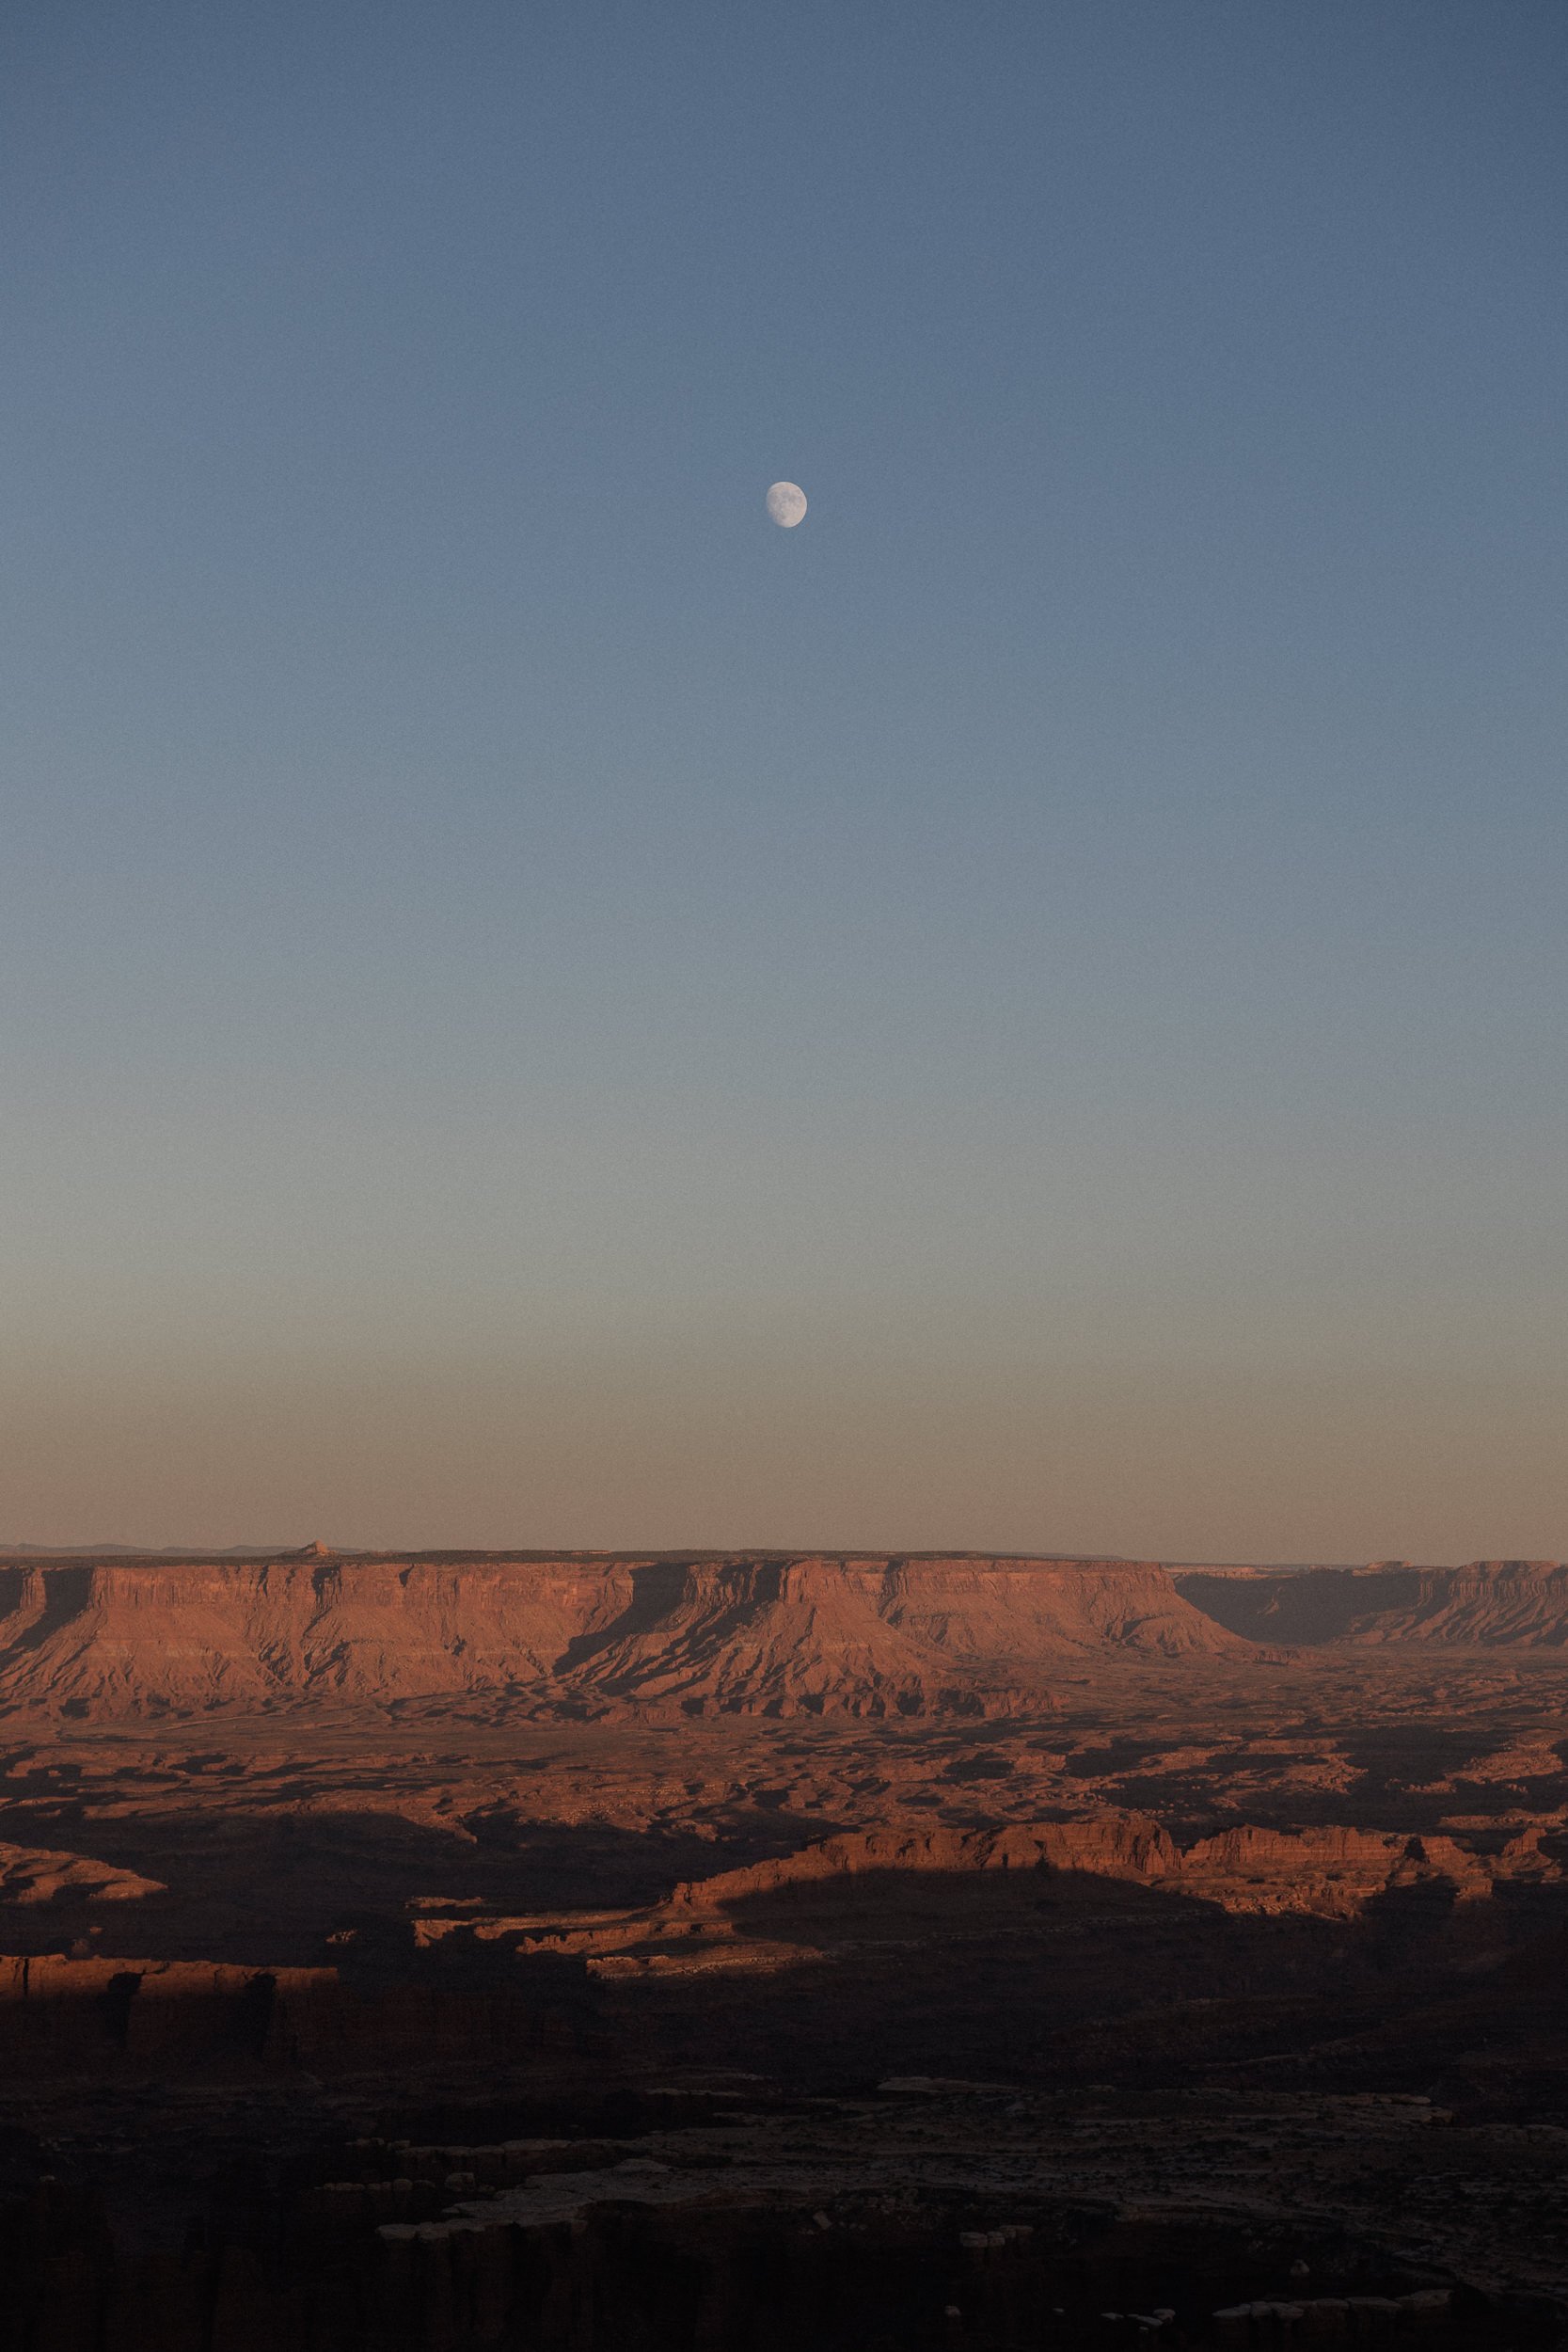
[0,1551,1564,2350]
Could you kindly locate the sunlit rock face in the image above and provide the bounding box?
[0,1551,1267,1721]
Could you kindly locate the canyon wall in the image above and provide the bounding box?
[661,1816,1566,1923]
[1176,1562,1568,1647]
[1,1552,1565,1723]
[0,1553,1254,1720]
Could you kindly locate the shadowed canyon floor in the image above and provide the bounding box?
[1,1553,1565,2349]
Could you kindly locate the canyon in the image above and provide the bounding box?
[1,1552,1565,2349]
[4,1551,1566,1724]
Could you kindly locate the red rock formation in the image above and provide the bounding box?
[656,1814,1562,1925]
[0,1841,166,1905]
[7,1549,1563,1725]
[0,1554,1255,1721]
[668,1817,1182,1914]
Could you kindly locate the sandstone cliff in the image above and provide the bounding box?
[658,1814,1565,1926]
[5,1550,1564,1723]
[0,1553,1254,1721]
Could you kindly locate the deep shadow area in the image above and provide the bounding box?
[1,1634,1567,2347]
[2,1852,1565,2349]
[0,1804,805,1964]
[614,1862,1502,2094]
[1175,1567,1429,1645]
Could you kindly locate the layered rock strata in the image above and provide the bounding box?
[2,1552,1565,1723]
[0,1553,1255,1720]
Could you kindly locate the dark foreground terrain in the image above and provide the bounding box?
[1,1551,1565,2349]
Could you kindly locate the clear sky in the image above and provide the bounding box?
[2,2,1564,1558]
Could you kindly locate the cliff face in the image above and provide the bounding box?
[657,1816,1564,1926]
[0,1558,637,1713]
[5,1551,1564,1722]
[1175,1561,1568,1647]
[877,1557,1240,1659]
[0,1554,1254,1721]
[397,1819,1564,1990]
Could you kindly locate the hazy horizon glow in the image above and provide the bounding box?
[2,4,1564,1558]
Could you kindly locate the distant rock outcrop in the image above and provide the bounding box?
[657,1814,1565,1925]
[1177,1560,1568,1647]
[420,1811,1543,1978]
[0,1553,1257,1723]
[5,1550,1564,1723]
[0,1841,166,1906]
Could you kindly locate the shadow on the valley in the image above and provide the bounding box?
[5,1850,1567,2092]
[0,1806,833,1964]
[601,1863,1568,2106]
[1,1868,1565,2348]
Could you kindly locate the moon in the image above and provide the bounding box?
[766,481,807,529]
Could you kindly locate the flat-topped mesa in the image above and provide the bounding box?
[8,1550,1563,1722]
[0,1554,1254,1722]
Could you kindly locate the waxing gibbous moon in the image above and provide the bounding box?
[766,481,807,529]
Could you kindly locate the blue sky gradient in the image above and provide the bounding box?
[2,3,1564,1553]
